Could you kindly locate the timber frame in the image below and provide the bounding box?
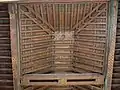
[8,0,118,90]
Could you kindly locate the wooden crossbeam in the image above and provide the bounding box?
[23,5,55,32]
[20,9,51,34]
[21,73,104,86]
[76,7,106,34]
[72,3,104,30]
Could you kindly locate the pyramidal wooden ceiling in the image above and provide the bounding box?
[20,2,107,34]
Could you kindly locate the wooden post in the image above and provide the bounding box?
[9,4,21,90]
[104,0,118,90]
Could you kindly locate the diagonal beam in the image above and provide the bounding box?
[23,5,55,32]
[20,9,51,34]
[72,3,105,30]
[76,7,106,34]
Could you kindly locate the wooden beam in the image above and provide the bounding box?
[9,4,21,90]
[104,0,118,90]
[70,4,74,29]
[52,4,56,29]
[21,73,104,86]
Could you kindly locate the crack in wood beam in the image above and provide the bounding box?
[33,86,50,90]
[20,9,51,34]
[76,7,106,34]
[72,3,105,30]
[87,85,102,90]
[24,5,55,32]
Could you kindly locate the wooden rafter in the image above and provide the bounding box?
[22,5,55,32]
[70,4,74,29]
[52,4,56,29]
[20,9,51,34]
[76,6,106,34]
[72,3,105,30]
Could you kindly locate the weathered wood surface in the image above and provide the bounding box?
[9,1,110,90]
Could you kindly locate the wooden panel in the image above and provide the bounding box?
[73,2,108,74]
[19,4,53,74]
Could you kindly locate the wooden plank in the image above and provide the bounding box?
[65,4,67,31]
[22,64,52,74]
[76,4,80,26]
[74,53,103,62]
[22,60,52,70]
[74,44,105,51]
[40,4,43,24]
[74,59,103,68]
[46,3,50,25]
[70,4,74,29]
[52,4,56,29]
[21,54,52,64]
[73,62,102,73]
[74,49,104,57]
